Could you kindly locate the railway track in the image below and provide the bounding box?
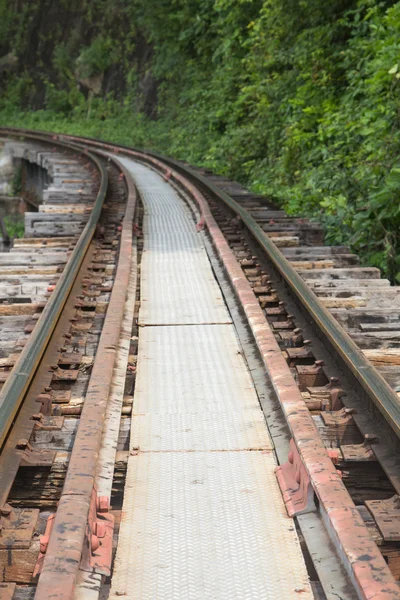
[0,128,399,599]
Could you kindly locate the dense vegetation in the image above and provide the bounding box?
[1,0,400,281]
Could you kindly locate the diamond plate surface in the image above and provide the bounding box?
[133,324,260,414]
[131,412,272,451]
[143,212,194,233]
[110,452,312,600]
[111,157,312,599]
[140,264,230,326]
[118,156,231,325]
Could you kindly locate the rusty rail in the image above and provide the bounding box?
[0,133,108,450]
[0,130,139,598]
[34,156,137,599]
[1,127,399,600]
[4,127,397,443]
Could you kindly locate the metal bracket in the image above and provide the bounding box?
[286,343,313,366]
[51,367,79,382]
[35,392,53,415]
[58,352,83,366]
[0,505,39,549]
[80,489,114,576]
[325,377,346,411]
[320,407,361,447]
[275,439,315,517]
[307,378,346,411]
[341,434,378,462]
[34,491,114,578]
[271,317,295,330]
[321,406,355,424]
[32,414,64,431]
[16,439,56,466]
[50,389,72,404]
[276,439,340,517]
[289,328,304,347]
[366,495,400,541]
[33,513,56,577]
[296,361,327,390]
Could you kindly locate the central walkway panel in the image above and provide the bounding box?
[110,156,312,599]
[129,161,230,326]
[133,324,260,414]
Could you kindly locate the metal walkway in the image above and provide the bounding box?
[109,158,312,599]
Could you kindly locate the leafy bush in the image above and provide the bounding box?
[75,36,118,80]
[3,215,24,239]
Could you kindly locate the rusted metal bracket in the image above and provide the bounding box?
[271,316,295,330]
[366,495,400,541]
[50,389,72,404]
[51,366,79,382]
[71,321,92,333]
[285,342,313,366]
[276,439,340,517]
[276,439,315,516]
[296,360,327,390]
[304,378,346,411]
[34,491,114,579]
[321,406,355,426]
[304,377,346,412]
[33,513,56,577]
[324,377,346,411]
[80,489,114,575]
[0,504,39,549]
[321,407,360,445]
[289,328,304,347]
[58,351,83,365]
[32,413,64,430]
[341,434,378,462]
[35,392,53,415]
[16,439,56,466]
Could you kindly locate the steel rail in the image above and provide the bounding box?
[0,131,108,448]
[71,142,400,599]
[2,127,399,439]
[172,171,400,433]
[169,164,400,435]
[2,128,400,599]
[35,153,137,600]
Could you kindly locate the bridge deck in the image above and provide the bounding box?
[109,158,312,599]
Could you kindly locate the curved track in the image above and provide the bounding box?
[0,128,399,600]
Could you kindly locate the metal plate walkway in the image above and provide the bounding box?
[109,158,312,599]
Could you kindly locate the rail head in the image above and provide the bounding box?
[134,149,400,441]
[1,127,400,599]
[0,131,108,449]
[34,153,138,600]
[185,170,400,433]
[2,126,399,441]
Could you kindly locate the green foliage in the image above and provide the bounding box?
[0,0,15,52]
[75,36,118,80]
[10,165,22,196]
[3,215,24,239]
[1,0,400,280]
[0,103,167,153]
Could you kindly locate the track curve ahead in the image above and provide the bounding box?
[0,128,399,600]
